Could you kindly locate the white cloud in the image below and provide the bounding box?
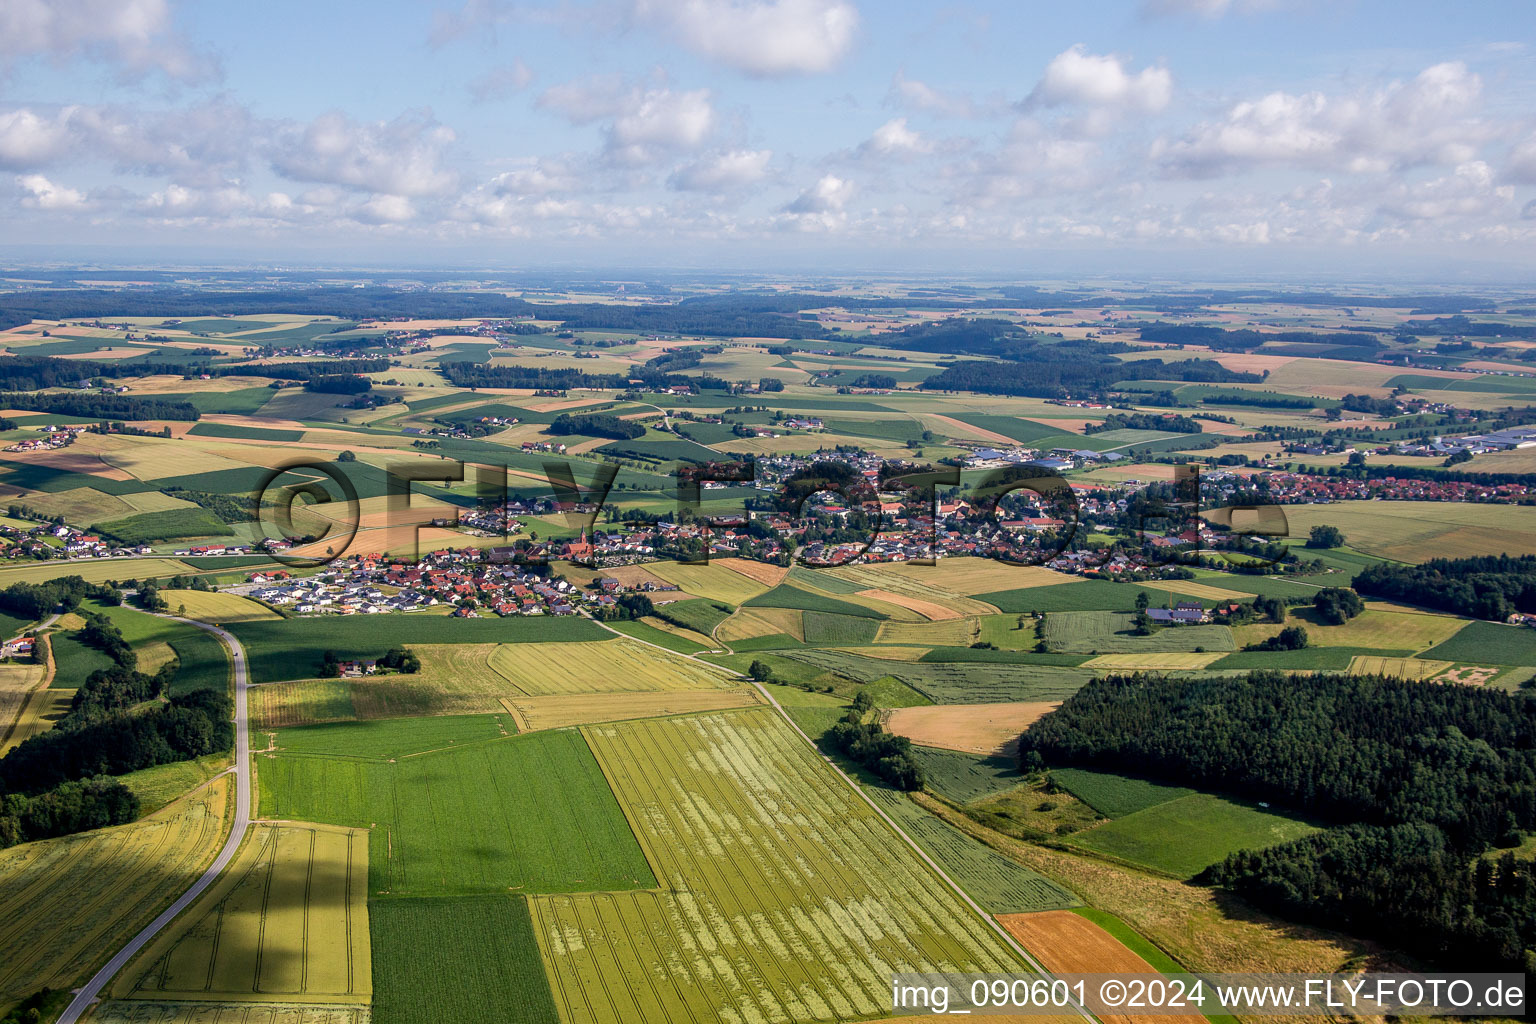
[270,111,459,197]
[1027,46,1173,114]
[1505,133,1536,184]
[886,71,978,119]
[1376,161,1514,221]
[353,194,417,224]
[539,77,716,162]
[1157,61,1486,176]
[786,173,853,213]
[0,0,215,80]
[860,117,931,157]
[1141,0,1285,16]
[0,109,73,168]
[669,149,771,190]
[634,0,858,76]
[469,59,535,102]
[16,173,86,210]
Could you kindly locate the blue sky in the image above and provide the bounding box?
[0,0,1533,275]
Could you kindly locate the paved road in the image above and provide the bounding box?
[57,617,251,1024]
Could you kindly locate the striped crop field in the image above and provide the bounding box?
[165,590,280,623]
[875,617,980,647]
[0,777,232,1006]
[821,559,1075,599]
[1082,652,1228,670]
[91,1003,372,1024]
[485,639,736,695]
[1348,655,1453,680]
[118,823,370,1003]
[645,560,773,604]
[529,709,1026,1024]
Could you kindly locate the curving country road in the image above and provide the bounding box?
[57,616,251,1024]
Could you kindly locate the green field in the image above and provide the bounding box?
[270,713,509,759]
[865,785,1081,914]
[1043,610,1235,654]
[259,724,656,896]
[370,895,559,1024]
[977,579,1215,613]
[1211,645,1411,670]
[46,629,118,687]
[97,602,230,695]
[801,610,881,644]
[228,615,608,683]
[1064,792,1321,878]
[186,422,306,442]
[652,597,733,635]
[1424,620,1536,666]
[744,583,889,619]
[95,507,233,544]
[779,648,1097,703]
[603,618,709,653]
[1050,768,1196,818]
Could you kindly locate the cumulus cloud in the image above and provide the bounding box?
[1505,133,1536,184]
[1026,46,1173,114]
[668,149,772,190]
[270,111,459,197]
[1156,61,1487,177]
[15,173,87,211]
[0,0,216,80]
[859,117,931,157]
[634,0,858,76]
[539,76,715,162]
[1375,161,1514,221]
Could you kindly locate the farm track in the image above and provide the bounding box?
[57,616,251,1024]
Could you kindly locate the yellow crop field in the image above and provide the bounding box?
[531,711,1024,1024]
[1,686,70,756]
[635,615,715,648]
[486,639,735,695]
[169,591,281,624]
[119,823,371,1004]
[1280,501,1536,564]
[0,485,135,526]
[824,559,1071,598]
[0,660,48,753]
[833,645,932,661]
[91,1001,372,1024]
[0,777,232,1005]
[0,558,191,587]
[1083,653,1228,670]
[712,556,789,587]
[501,688,763,731]
[645,560,771,604]
[119,491,200,515]
[1142,579,1248,602]
[716,606,804,642]
[875,617,980,646]
[1234,609,1471,652]
[1348,656,1453,680]
[250,678,356,730]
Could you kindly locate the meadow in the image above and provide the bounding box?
[530,710,1026,1024]
[1231,607,1469,653]
[1049,768,1197,818]
[259,726,657,897]
[864,784,1081,915]
[0,777,232,1006]
[802,610,881,644]
[1043,610,1236,654]
[1425,620,1536,665]
[779,648,1097,703]
[119,823,371,1004]
[602,617,710,653]
[1064,793,1321,879]
[651,596,733,635]
[910,747,1026,805]
[744,583,891,619]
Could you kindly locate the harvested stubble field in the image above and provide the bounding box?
[854,586,977,620]
[863,786,1080,915]
[716,606,804,643]
[0,557,192,587]
[1233,608,1468,653]
[502,688,763,731]
[1044,611,1235,654]
[995,911,1208,1024]
[0,659,48,750]
[0,777,232,1005]
[885,702,1059,756]
[875,617,979,646]
[1279,500,1536,564]
[780,648,1097,704]
[530,710,1025,1024]
[713,556,790,587]
[121,823,370,1004]
[259,727,656,897]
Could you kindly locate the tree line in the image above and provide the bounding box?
[1353,554,1536,621]
[547,412,645,440]
[1084,412,1204,435]
[0,392,200,421]
[1018,670,1536,966]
